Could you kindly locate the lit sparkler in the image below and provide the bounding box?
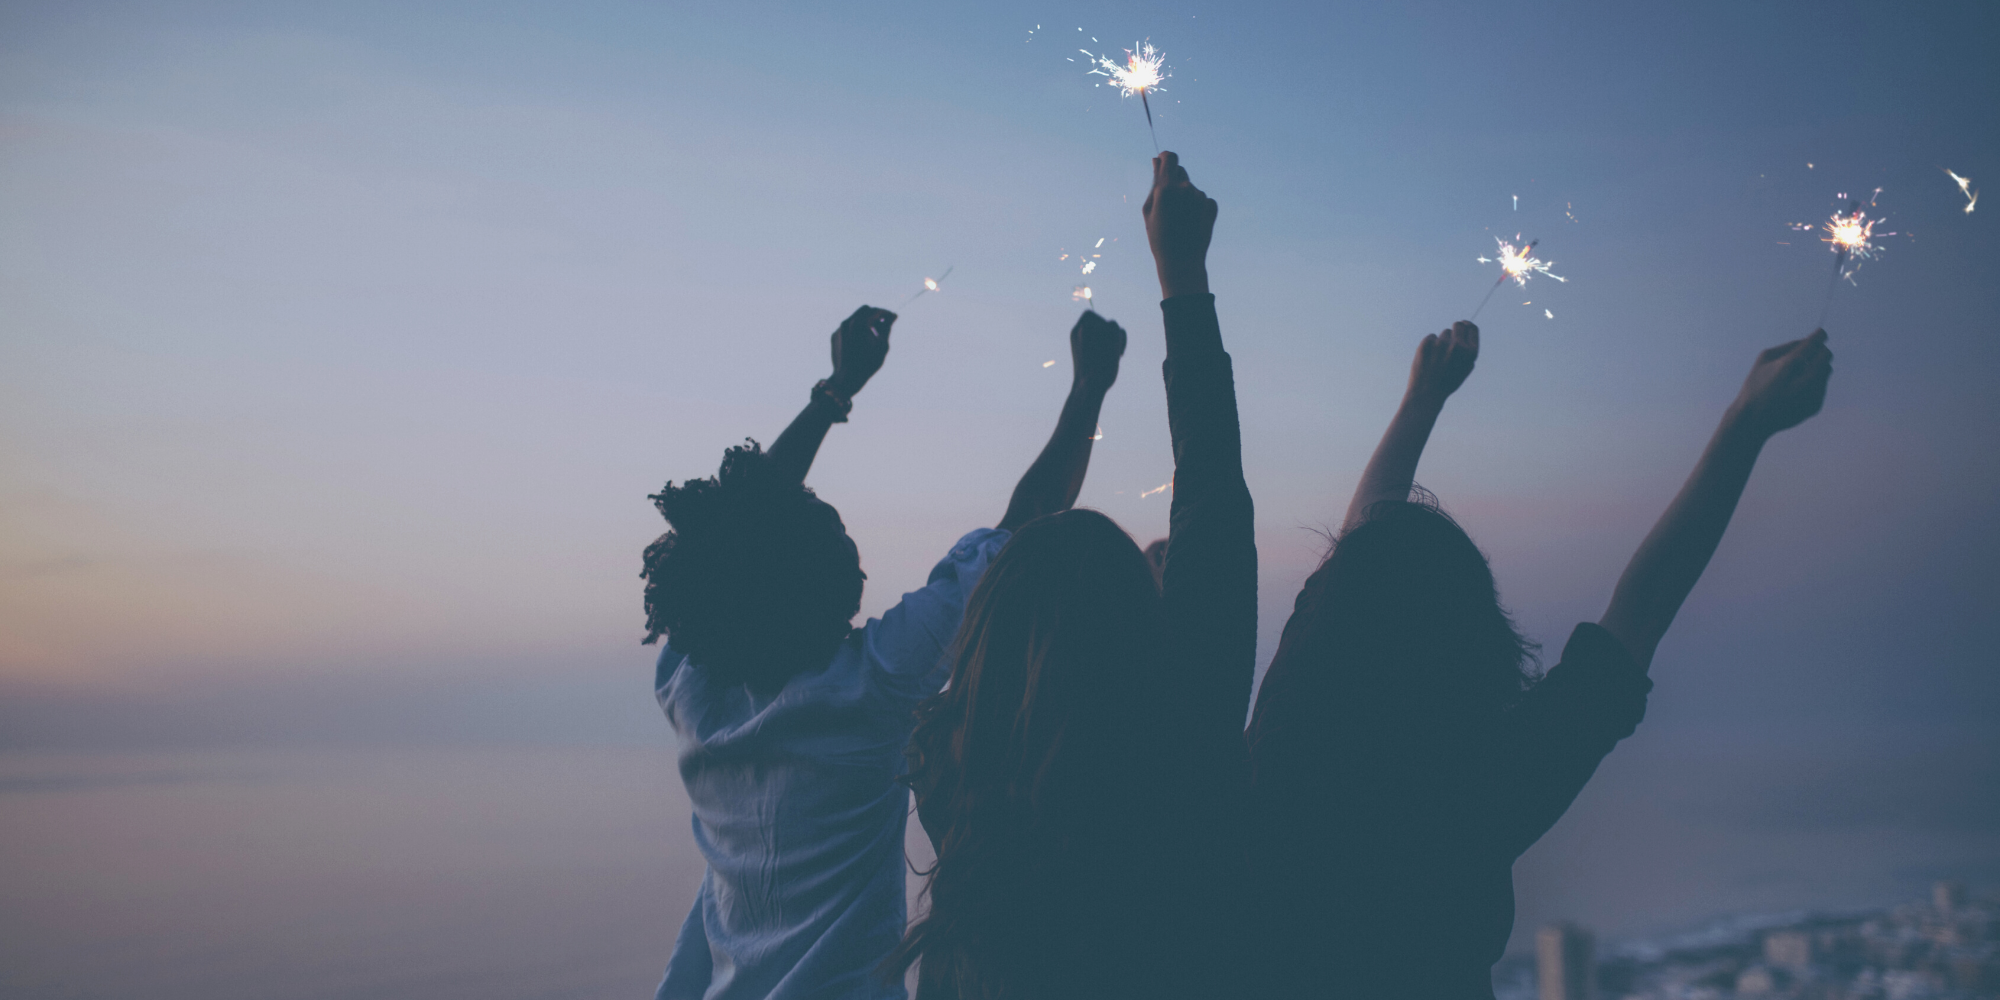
[1072,286,1094,303]
[1085,41,1167,150]
[901,265,954,306]
[1812,189,1895,285]
[1797,188,1899,327]
[1946,168,1977,214]
[1471,236,1563,319]
[1140,478,1172,498]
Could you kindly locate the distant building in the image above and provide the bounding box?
[1537,922,1596,1000]
[1935,879,1966,917]
[1735,964,1777,996]
[1763,929,1812,971]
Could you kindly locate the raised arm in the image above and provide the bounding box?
[996,311,1126,531]
[763,305,895,486]
[1598,329,1834,671]
[1146,151,1258,729]
[1344,322,1478,528]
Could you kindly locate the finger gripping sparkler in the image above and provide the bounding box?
[1086,42,1167,151]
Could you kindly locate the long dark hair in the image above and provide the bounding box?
[1248,496,1537,784]
[893,509,1178,999]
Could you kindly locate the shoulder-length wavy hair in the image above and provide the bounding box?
[1247,495,1538,782]
[892,508,1178,999]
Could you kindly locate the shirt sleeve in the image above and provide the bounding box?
[863,526,1013,704]
[1485,621,1654,859]
[1157,293,1260,743]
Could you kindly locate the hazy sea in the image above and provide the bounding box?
[4,739,1989,998]
[0,746,835,1000]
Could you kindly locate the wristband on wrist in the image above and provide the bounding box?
[812,379,853,422]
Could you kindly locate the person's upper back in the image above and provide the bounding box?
[656,527,1009,1000]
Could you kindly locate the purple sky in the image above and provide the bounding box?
[3,0,1996,980]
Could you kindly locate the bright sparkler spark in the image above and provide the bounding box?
[1080,260,1097,275]
[1813,189,1896,283]
[1946,168,1977,213]
[1087,42,1165,97]
[1072,285,1094,303]
[1478,236,1564,288]
[1140,479,1173,498]
[1091,424,1105,441]
[1043,359,1057,367]
[1084,41,1167,147]
[902,265,954,305]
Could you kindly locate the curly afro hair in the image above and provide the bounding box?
[641,439,865,692]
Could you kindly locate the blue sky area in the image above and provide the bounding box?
[3,0,1997,971]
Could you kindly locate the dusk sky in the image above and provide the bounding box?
[2,1,1996,996]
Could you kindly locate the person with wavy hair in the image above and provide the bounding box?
[644,303,1130,1000]
[1246,321,1836,997]
[892,151,1256,1000]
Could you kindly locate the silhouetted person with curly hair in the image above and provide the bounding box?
[643,302,1130,1000]
[1246,321,1835,998]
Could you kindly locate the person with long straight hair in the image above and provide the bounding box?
[1245,321,1835,998]
[892,151,1256,1000]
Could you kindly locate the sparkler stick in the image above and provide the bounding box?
[1086,42,1167,151]
[1810,190,1892,328]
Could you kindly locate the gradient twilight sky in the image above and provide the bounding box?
[3,0,1998,965]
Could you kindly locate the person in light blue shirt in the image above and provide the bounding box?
[641,303,1129,1000]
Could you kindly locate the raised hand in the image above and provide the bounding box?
[1728,329,1833,438]
[828,305,896,397]
[1598,328,1835,671]
[1070,310,1128,392]
[1407,321,1479,405]
[1142,151,1218,299]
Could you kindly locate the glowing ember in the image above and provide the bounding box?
[1813,189,1896,283]
[902,265,954,305]
[1080,260,1097,275]
[1140,479,1173,498]
[1043,360,1057,368]
[1478,235,1564,288]
[1091,424,1105,441]
[1072,286,1094,302]
[1946,168,1977,214]
[1087,42,1165,97]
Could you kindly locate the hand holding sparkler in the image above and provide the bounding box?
[1406,321,1480,407]
[1598,329,1834,671]
[1344,321,1479,528]
[1070,310,1128,392]
[1144,151,1217,300]
[827,305,895,398]
[995,312,1125,532]
[765,304,896,486]
[1726,329,1833,439]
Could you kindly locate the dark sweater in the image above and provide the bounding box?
[1246,614,1651,999]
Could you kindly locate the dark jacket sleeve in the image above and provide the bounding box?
[1157,293,1259,742]
[1487,622,1653,859]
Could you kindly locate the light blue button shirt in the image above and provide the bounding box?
[654,527,1011,1000]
